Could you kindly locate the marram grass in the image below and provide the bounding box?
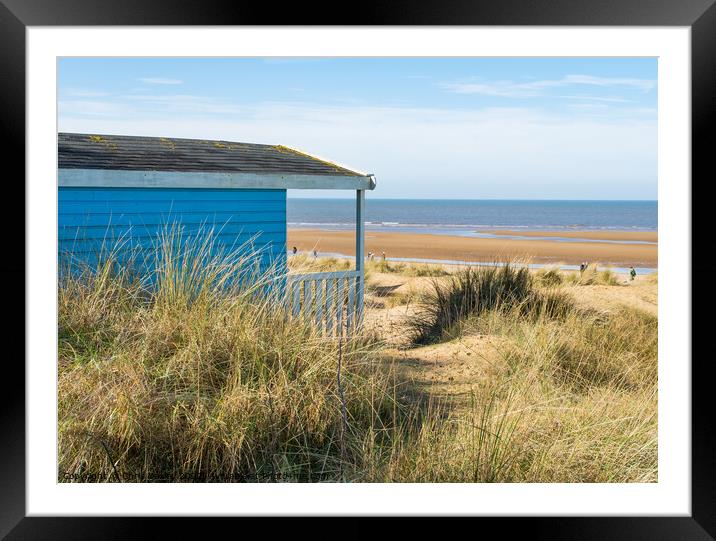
[59,230,656,482]
[59,228,395,482]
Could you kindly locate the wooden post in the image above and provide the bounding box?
[355,189,365,324]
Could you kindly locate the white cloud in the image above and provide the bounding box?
[441,74,656,97]
[560,75,655,92]
[557,95,631,103]
[58,100,131,117]
[138,77,183,85]
[64,88,110,98]
[567,103,609,110]
[123,94,249,115]
[441,81,534,98]
[58,100,656,199]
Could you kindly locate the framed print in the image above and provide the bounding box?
[3,0,713,537]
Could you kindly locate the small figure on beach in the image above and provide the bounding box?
[382,251,386,261]
[580,261,588,274]
[630,266,637,281]
[313,249,318,259]
[292,246,298,255]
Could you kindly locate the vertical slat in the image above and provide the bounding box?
[325,278,335,335]
[292,280,301,317]
[335,277,345,337]
[346,275,355,332]
[304,279,313,321]
[314,279,324,331]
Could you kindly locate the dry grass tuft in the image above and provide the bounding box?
[408,264,575,345]
[566,265,621,286]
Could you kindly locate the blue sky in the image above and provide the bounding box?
[58,57,657,200]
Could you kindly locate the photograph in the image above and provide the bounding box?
[3,6,707,531]
[56,56,659,484]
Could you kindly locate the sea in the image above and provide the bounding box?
[287,199,657,237]
[287,199,658,273]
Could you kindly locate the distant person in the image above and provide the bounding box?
[382,251,386,261]
[579,262,585,273]
[630,266,637,281]
[313,249,318,259]
[292,246,298,255]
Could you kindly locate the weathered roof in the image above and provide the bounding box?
[58,133,366,177]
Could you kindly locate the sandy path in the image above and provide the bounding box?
[362,270,658,408]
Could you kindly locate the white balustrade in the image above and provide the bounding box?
[287,270,363,336]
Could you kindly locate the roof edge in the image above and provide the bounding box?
[58,168,376,191]
[276,145,369,177]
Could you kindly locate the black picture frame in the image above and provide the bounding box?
[2,0,711,537]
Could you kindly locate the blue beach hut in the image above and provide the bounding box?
[58,132,376,328]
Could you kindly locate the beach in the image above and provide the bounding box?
[288,229,658,268]
[483,230,657,243]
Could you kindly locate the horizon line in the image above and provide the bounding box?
[287,197,658,202]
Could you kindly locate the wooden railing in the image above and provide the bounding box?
[287,270,363,336]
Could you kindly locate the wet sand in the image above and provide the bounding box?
[288,229,658,268]
[483,230,657,242]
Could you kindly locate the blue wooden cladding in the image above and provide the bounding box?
[58,186,288,276]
